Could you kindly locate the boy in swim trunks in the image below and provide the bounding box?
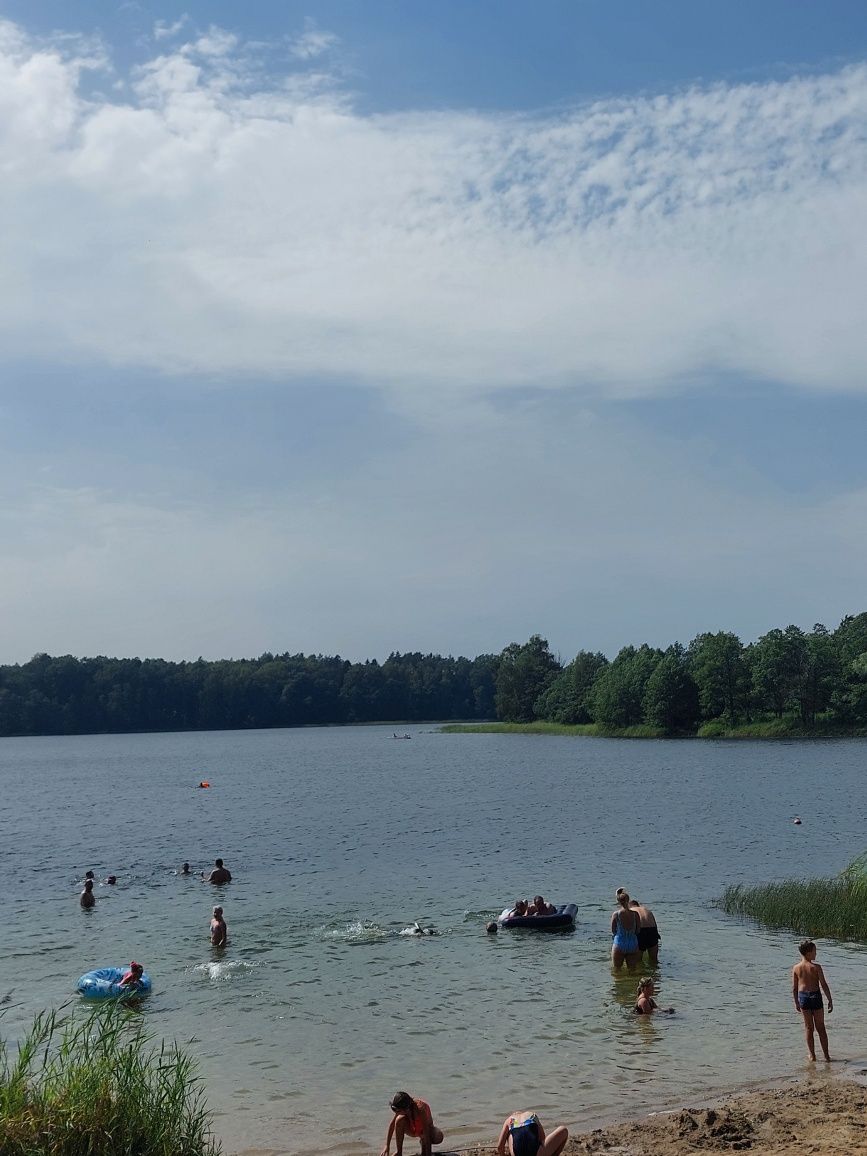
[630,898,661,964]
[495,1110,568,1156]
[381,1091,443,1156]
[792,940,832,1061]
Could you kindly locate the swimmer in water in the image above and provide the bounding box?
[80,879,95,908]
[210,906,227,947]
[179,862,191,875]
[202,858,232,884]
[634,976,674,1015]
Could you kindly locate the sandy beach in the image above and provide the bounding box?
[236,1073,867,1155]
[559,1078,867,1155]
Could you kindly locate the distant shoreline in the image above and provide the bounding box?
[439,721,867,739]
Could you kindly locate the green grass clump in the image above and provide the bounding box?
[439,721,598,735]
[0,1006,219,1156]
[719,858,867,941]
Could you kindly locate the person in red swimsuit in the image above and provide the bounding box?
[118,962,144,987]
[381,1091,444,1156]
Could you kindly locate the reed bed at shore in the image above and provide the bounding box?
[719,855,867,941]
[0,1005,219,1156]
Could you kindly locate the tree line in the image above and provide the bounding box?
[0,611,865,737]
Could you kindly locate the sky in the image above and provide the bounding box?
[2,1,867,665]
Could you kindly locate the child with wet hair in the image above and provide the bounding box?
[634,976,674,1015]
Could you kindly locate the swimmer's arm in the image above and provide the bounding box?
[792,967,801,1010]
[495,1120,509,1156]
[817,964,833,1010]
[536,1119,546,1146]
[610,913,617,935]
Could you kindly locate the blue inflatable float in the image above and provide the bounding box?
[498,903,578,930]
[76,967,152,999]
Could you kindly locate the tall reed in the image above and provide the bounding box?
[719,855,867,941]
[0,1005,219,1156]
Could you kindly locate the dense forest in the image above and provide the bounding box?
[0,612,865,737]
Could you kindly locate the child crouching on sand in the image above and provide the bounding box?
[792,940,832,1061]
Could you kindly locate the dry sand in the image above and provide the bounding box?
[561,1079,867,1154]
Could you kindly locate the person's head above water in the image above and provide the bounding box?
[513,898,528,914]
[129,961,143,976]
[106,875,117,885]
[215,858,224,868]
[213,906,223,917]
[85,871,95,880]
[636,976,655,995]
[616,888,630,907]
[390,1091,413,1113]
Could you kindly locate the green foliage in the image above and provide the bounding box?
[642,645,701,734]
[534,650,608,724]
[494,635,560,723]
[719,858,867,941]
[688,631,752,725]
[0,1006,218,1156]
[4,610,867,738]
[0,651,499,735]
[588,644,663,730]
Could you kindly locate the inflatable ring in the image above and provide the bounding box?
[76,967,152,999]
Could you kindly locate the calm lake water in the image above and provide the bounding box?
[1,727,866,1154]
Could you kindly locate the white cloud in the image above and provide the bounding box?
[153,17,189,42]
[287,21,339,61]
[0,19,864,398]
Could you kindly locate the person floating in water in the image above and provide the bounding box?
[80,879,95,908]
[792,939,832,1061]
[611,888,641,969]
[634,976,674,1015]
[179,862,191,875]
[630,897,661,964]
[119,962,144,987]
[527,895,555,916]
[507,898,529,918]
[381,1091,443,1156]
[496,1109,568,1156]
[210,906,228,947]
[105,875,117,885]
[202,858,232,884]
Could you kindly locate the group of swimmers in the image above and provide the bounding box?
[381,1091,568,1156]
[505,895,557,918]
[77,858,234,961]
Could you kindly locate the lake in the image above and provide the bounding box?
[1,726,866,1154]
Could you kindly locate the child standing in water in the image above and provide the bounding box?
[792,940,833,1061]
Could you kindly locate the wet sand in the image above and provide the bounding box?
[237,1072,867,1154]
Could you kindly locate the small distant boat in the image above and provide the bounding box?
[391,733,412,740]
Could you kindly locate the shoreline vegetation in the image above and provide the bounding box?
[718,853,867,942]
[439,718,867,738]
[0,1006,218,1156]
[1,611,866,740]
